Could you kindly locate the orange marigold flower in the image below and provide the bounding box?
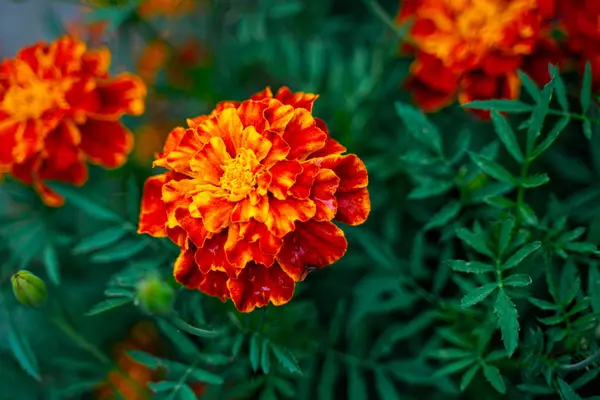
[137,40,170,86]
[138,0,195,18]
[0,36,146,206]
[396,0,556,111]
[138,87,370,312]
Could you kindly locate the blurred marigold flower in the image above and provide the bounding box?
[396,0,556,112]
[138,87,370,312]
[138,0,195,18]
[137,40,170,86]
[0,36,146,206]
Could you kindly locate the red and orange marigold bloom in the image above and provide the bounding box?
[396,0,556,112]
[0,36,146,206]
[138,87,370,312]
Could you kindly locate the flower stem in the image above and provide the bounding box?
[559,349,600,372]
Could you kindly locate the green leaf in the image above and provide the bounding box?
[46,182,123,222]
[456,227,494,257]
[558,227,586,243]
[537,314,563,326]
[317,355,339,400]
[189,368,224,384]
[7,315,40,381]
[503,274,532,287]
[484,195,515,209]
[271,343,301,374]
[521,174,549,188]
[148,381,178,392]
[460,364,480,392]
[491,110,523,162]
[73,226,129,254]
[445,260,494,274]
[469,153,518,185]
[563,242,599,254]
[530,117,570,159]
[370,311,437,359]
[517,384,554,395]
[526,81,553,152]
[589,264,600,313]
[549,65,569,111]
[583,119,593,140]
[581,61,592,113]
[461,283,498,307]
[348,365,367,400]
[518,202,538,226]
[494,289,519,357]
[408,180,454,199]
[127,351,162,368]
[463,99,533,113]
[501,241,541,270]
[328,299,346,345]
[178,385,197,400]
[261,339,271,374]
[374,371,401,400]
[43,244,60,285]
[395,102,442,155]
[424,201,462,231]
[499,218,515,256]
[85,297,132,316]
[528,297,559,311]
[482,364,506,394]
[558,378,583,400]
[517,70,541,102]
[433,357,476,377]
[428,348,473,360]
[250,333,260,372]
[91,239,148,263]
[156,319,199,359]
[571,367,600,389]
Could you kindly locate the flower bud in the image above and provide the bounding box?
[11,270,47,308]
[136,275,174,316]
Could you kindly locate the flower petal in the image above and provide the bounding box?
[336,188,371,226]
[231,195,269,223]
[138,174,168,237]
[175,207,210,248]
[227,262,295,312]
[308,118,346,158]
[268,160,302,200]
[261,129,290,168]
[79,120,133,168]
[162,176,198,228]
[289,162,319,199]
[174,242,202,288]
[282,108,326,160]
[233,126,272,161]
[264,99,295,134]
[224,223,276,269]
[265,197,316,237]
[189,136,229,184]
[190,191,236,233]
[237,100,269,132]
[250,87,273,101]
[198,270,230,302]
[310,168,340,221]
[93,73,146,117]
[275,86,319,111]
[194,232,237,277]
[277,220,347,281]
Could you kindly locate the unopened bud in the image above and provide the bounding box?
[136,275,174,316]
[11,271,47,308]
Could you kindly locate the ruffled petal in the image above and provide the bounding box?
[275,86,319,111]
[277,220,347,281]
[174,242,202,288]
[289,162,319,199]
[175,207,210,248]
[79,120,133,168]
[308,118,346,158]
[231,195,269,223]
[265,197,316,237]
[250,87,273,101]
[336,188,371,226]
[138,174,168,237]
[189,136,229,184]
[190,191,236,233]
[264,99,295,134]
[227,262,295,312]
[282,108,327,160]
[93,73,146,117]
[224,223,276,269]
[162,177,199,228]
[261,129,291,168]
[154,128,203,175]
[237,100,269,132]
[198,270,230,302]
[267,160,302,200]
[233,126,271,161]
[194,232,237,277]
[310,168,340,221]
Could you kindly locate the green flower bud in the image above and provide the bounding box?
[136,275,175,316]
[11,270,47,308]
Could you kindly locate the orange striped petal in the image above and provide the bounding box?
[79,120,133,168]
[275,86,319,111]
[265,197,316,237]
[250,87,273,100]
[238,220,283,256]
[173,241,202,288]
[282,108,327,160]
[233,126,272,161]
[309,118,346,158]
[174,207,210,248]
[217,108,244,154]
[268,160,302,200]
[190,191,235,233]
[310,168,340,221]
[237,100,269,132]
[231,195,269,223]
[198,270,230,302]
[227,262,295,312]
[289,162,319,199]
[138,174,168,237]
[224,223,276,268]
[264,99,295,134]
[94,73,146,117]
[162,178,198,228]
[277,220,348,281]
[13,120,45,164]
[189,136,229,184]
[336,187,371,226]
[261,129,291,168]
[81,47,110,77]
[194,232,237,277]
[154,128,203,175]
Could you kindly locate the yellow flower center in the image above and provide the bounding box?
[219,149,258,200]
[2,79,68,121]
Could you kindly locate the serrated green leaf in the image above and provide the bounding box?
[348,365,367,400]
[461,283,498,307]
[271,343,301,374]
[521,174,549,188]
[395,102,442,155]
[148,381,178,392]
[91,239,148,263]
[433,357,476,377]
[564,242,599,254]
[583,119,593,140]
[530,117,570,159]
[7,315,40,381]
[537,314,563,326]
[485,349,508,362]
[558,378,583,400]
[261,339,271,374]
[43,244,60,285]
[456,227,494,257]
[581,62,592,113]
[550,65,569,111]
[446,260,494,274]
[463,99,533,113]
[85,297,132,316]
[499,218,515,256]
[494,289,519,357]
[558,227,586,243]
[501,241,541,270]
[491,110,523,162]
[469,152,518,185]
[566,297,590,317]
[518,202,538,226]
[528,297,559,310]
[572,313,597,328]
[424,201,462,231]
[526,81,553,152]
[482,364,506,394]
[46,182,123,222]
[73,226,129,254]
[460,364,480,392]
[374,371,401,400]
[503,274,532,287]
[250,333,260,372]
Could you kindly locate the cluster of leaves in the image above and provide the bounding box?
[1,0,600,399]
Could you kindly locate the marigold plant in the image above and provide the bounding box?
[138,87,370,312]
[0,36,146,206]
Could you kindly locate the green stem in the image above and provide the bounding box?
[51,316,111,365]
[362,0,409,39]
[514,159,530,227]
[559,349,600,372]
[547,109,600,124]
